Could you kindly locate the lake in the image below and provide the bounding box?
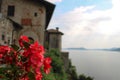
[65,50,120,80]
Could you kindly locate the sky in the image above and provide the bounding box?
[46,0,120,49]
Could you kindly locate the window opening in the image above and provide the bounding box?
[7,5,15,16]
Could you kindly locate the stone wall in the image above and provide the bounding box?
[0,17,13,45]
[49,34,59,49]
[61,51,70,71]
[1,0,46,45]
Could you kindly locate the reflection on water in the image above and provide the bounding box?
[67,50,120,80]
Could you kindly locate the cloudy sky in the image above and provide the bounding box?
[46,0,120,49]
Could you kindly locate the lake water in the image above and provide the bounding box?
[66,50,120,80]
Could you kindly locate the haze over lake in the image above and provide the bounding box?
[65,49,120,80]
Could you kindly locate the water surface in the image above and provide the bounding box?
[67,50,120,80]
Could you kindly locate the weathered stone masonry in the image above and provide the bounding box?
[0,0,55,45]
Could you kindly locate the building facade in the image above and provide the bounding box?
[0,17,13,45]
[0,0,55,45]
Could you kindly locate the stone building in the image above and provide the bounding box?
[0,17,22,45]
[45,27,70,72]
[45,27,64,51]
[0,0,55,45]
[0,0,70,75]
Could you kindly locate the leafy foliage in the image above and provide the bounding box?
[45,49,68,80]
[78,74,94,80]
[67,59,78,80]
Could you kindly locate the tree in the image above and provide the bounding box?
[78,74,94,80]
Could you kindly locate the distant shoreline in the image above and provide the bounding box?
[63,47,120,51]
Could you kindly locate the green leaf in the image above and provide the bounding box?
[23,42,30,49]
[21,56,27,62]
[11,44,19,51]
[28,72,35,80]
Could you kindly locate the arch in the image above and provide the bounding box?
[22,31,38,41]
[19,28,40,42]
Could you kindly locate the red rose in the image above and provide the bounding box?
[0,46,11,54]
[44,57,52,74]
[35,73,42,80]
[30,41,45,54]
[19,35,29,47]
[0,54,3,58]
[30,53,44,68]
[22,49,31,57]
[20,75,29,80]
[0,35,52,80]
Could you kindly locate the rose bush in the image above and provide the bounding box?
[0,35,51,80]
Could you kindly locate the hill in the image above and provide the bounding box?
[67,47,87,50]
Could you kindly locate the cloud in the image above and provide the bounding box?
[49,0,120,48]
[45,0,62,3]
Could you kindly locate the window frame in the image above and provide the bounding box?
[7,5,15,17]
